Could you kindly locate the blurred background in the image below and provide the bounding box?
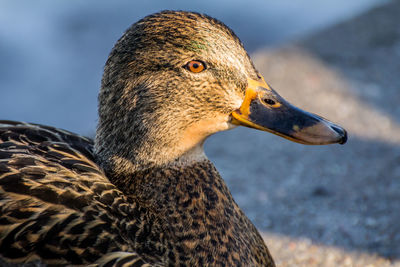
[1,1,399,266]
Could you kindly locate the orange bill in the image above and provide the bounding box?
[231,77,347,145]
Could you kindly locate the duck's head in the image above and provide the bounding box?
[95,11,347,174]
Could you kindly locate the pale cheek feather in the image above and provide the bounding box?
[232,94,244,110]
[179,115,231,150]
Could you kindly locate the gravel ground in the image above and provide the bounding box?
[265,233,396,267]
[207,1,400,265]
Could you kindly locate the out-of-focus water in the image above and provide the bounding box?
[0,0,385,134]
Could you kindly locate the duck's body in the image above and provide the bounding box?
[0,121,272,266]
[0,11,346,266]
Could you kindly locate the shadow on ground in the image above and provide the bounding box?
[207,1,400,264]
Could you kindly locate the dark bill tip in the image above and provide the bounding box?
[331,125,347,144]
[287,114,348,145]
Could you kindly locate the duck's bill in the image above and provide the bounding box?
[231,78,347,145]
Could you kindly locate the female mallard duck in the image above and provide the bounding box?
[0,11,346,266]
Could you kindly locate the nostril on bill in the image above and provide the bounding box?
[262,98,276,106]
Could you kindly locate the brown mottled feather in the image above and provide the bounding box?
[0,121,166,266]
[0,121,274,266]
[0,10,275,267]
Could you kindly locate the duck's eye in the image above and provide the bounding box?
[185,60,206,73]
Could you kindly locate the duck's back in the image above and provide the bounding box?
[0,121,165,266]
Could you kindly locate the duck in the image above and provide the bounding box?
[0,10,347,266]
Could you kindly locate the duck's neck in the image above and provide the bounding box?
[108,158,235,212]
[107,156,273,266]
